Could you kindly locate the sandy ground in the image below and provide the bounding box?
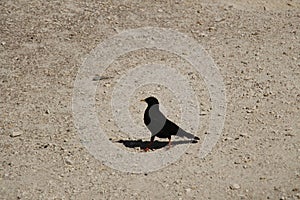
[1,0,300,199]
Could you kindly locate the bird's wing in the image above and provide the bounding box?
[146,105,167,136]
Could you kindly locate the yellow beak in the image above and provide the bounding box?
[140,99,145,102]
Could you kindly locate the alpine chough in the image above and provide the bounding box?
[141,96,200,151]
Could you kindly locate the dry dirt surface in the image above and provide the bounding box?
[1,0,300,199]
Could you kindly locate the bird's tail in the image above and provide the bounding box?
[176,128,200,140]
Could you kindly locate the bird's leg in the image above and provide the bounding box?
[145,136,155,152]
[167,136,172,150]
[144,141,153,152]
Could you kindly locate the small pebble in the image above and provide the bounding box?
[185,188,192,193]
[230,183,240,190]
[223,137,233,141]
[10,131,22,137]
[65,158,73,165]
[92,75,112,81]
[200,111,208,116]
[239,133,250,138]
[215,18,225,22]
[199,32,208,37]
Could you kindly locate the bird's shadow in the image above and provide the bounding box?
[115,139,197,150]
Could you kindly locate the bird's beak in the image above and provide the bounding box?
[140,99,145,102]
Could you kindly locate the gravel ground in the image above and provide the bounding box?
[1,0,299,199]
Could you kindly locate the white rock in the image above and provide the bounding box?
[65,158,73,165]
[230,183,241,190]
[185,188,192,193]
[10,131,22,137]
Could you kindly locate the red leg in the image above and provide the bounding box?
[144,141,153,152]
[167,136,172,150]
[144,136,155,152]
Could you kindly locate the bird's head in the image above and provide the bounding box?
[141,96,159,106]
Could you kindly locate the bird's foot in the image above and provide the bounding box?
[144,147,151,152]
[165,144,172,150]
[165,139,172,150]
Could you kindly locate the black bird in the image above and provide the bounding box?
[141,96,199,151]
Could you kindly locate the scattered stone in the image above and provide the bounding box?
[215,17,225,22]
[65,158,73,165]
[10,131,22,137]
[230,183,241,190]
[92,75,113,81]
[246,109,253,113]
[223,137,233,141]
[208,27,216,31]
[239,133,250,138]
[284,132,294,137]
[199,32,208,37]
[113,27,120,33]
[200,111,208,116]
[185,188,192,193]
